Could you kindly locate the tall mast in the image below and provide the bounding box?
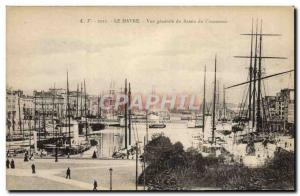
[28,118,32,155]
[42,91,46,139]
[97,95,100,118]
[202,65,206,139]
[76,84,79,117]
[34,95,36,139]
[233,19,284,128]
[135,141,138,190]
[257,20,263,132]
[12,109,15,133]
[67,71,71,148]
[18,91,22,137]
[99,93,102,118]
[124,79,128,149]
[58,101,62,135]
[52,84,55,139]
[128,82,132,146]
[84,80,88,140]
[252,20,258,128]
[232,19,286,129]
[38,98,41,144]
[80,83,83,117]
[223,84,226,119]
[217,80,220,119]
[248,19,254,121]
[146,109,148,144]
[54,87,58,162]
[212,56,217,145]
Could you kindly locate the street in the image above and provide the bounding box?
[6,158,141,191]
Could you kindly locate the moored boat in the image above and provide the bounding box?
[149,122,166,129]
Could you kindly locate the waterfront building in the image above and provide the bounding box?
[263,88,294,134]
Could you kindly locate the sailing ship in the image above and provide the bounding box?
[216,85,233,136]
[40,73,92,156]
[193,56,229,157]
[79,81,105,132]
[225,19,294,167]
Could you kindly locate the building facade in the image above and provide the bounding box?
[6,89,34,135]
[263,88,294,134]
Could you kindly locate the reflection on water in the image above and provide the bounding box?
[92,122,200,158]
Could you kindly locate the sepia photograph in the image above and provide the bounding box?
[5,6,295,191]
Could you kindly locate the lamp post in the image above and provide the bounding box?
[135,142,138,190]
[146,110,148,144]
[143,136,146,190]
[142,163,145,190]
[55,143,58,162]
[109,168,113,191]
[28,121,31,155]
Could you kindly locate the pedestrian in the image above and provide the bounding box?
[6,159,10,169]
[24,152,29,162]
[239,155,243,164]
[93,180,98,191]
[92,151,97,159]
[10,159,15,169]
[31,163,36,174]
[67,152,70,159]
[66,167,71,179]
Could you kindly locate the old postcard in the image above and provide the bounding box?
[6,6,295,191]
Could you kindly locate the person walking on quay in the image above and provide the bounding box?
[66,167,71,179]
[93,180,98,191]
[239,155,243,165]
[92,151,97,159]
[31,163,36,174]
[10,159,15,169]
[24,152,29,162]
[6,159,10,169]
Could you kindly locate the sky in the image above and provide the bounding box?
[6,6,294,104]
